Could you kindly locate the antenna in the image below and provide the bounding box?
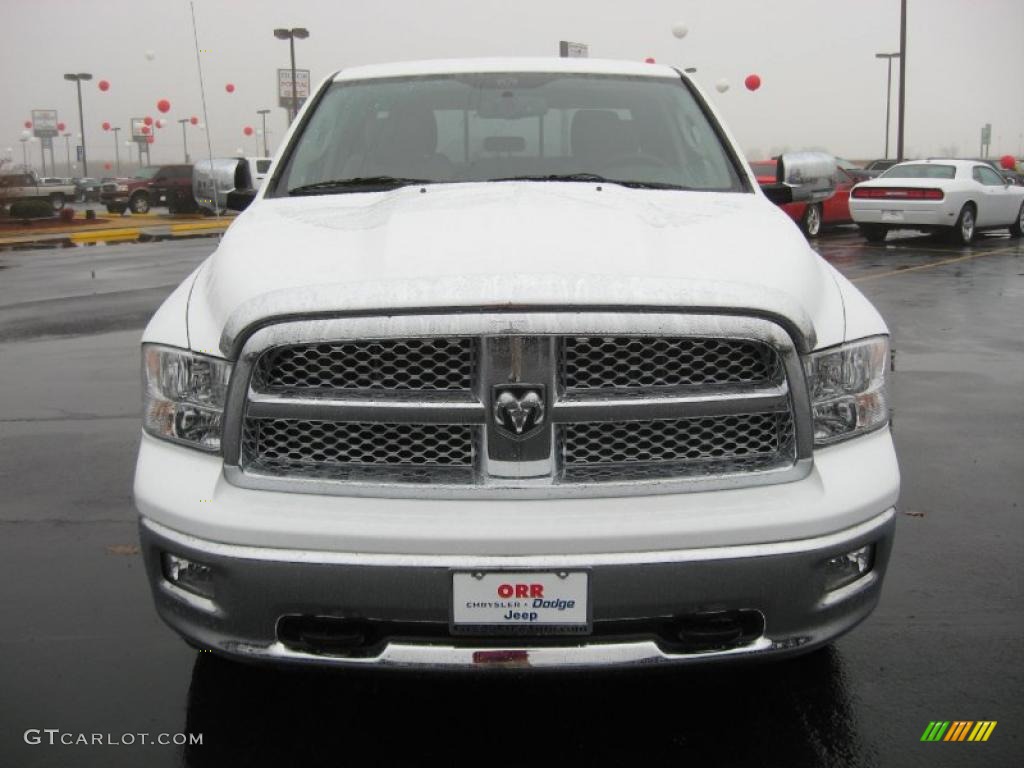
[190,1,219,219]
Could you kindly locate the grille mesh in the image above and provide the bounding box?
[243,419,474,468]
[255,338,473,391]
[562,412,793,466]
[563,337,779,390]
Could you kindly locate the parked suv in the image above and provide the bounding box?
[135,59,899,670]
[101,166,161,214]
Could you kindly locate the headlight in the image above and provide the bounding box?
[803,336,889,445]
[116,183,129,192]
[142,344,232,452]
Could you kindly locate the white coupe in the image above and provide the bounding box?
[849,159,1024,244]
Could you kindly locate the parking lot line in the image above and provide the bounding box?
[850,245,1019,283]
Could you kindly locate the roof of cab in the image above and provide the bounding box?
[333,57,683,82]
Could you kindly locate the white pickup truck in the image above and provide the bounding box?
[134,58,899,670]
[0,170,75,211]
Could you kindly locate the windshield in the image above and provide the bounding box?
[273,73,745,195]
[881,164,956,179]
[133,166,161,180]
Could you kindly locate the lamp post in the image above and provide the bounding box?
[62,133,72,176]
[257,109,271,156]
[874,52,900,159]
[111,127,121,175]
[896,0,907,161]
[20,134,29,171]
[177,118,190,163]
[63,72,93,176]
[273,27,309,123]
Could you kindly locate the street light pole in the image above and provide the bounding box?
[20,136,29,170]
[112,127,121,175]
[177,118,190,163]
[257,109,271,156]
[63,133,72,175]
[896,0,907,161]
[274,27,309,123]
[874,52,899,159]
[63,72,93,176]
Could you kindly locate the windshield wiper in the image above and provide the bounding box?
[288,176,435,196]
[492,174,692,191]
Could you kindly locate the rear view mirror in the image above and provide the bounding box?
[777,152,838,203]
[193,158,254,212]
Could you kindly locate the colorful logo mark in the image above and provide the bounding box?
[920,721,997,742]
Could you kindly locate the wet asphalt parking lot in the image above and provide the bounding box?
[0,229,1021,767]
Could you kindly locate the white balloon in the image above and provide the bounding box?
[145,50,156,61]
[671,23,688,39]
[236,147,244,155]
[21,130,31,140]
[715,79,730,93]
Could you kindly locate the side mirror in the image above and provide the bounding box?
[760,183,794,205]
[226,189,256,211]
[777,152,838,203]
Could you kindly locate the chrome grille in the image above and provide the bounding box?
[255,338,473,391]
[563,337,779,390]
[227,313,809,497]
[563,412,794,466]
[243,419,474,468]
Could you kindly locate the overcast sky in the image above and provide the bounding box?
[2,0,1022,173]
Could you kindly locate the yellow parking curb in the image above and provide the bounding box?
[169,221,232,233]
[70,228,142,243]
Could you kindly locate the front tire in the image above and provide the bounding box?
[1009,202,1024,238]
[859,224,888,243]
[948,204,976,245]
[800,203,822,238]
[49,192,65,210]
[129,192,150,214]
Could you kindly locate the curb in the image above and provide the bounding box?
[0,220,231,248]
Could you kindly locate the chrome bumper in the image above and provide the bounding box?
[139,508,895,670]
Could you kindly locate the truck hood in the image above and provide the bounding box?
[186,182,848,357]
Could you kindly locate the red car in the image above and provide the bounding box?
[750,160,858,237]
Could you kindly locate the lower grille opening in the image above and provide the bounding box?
[276,610,765,658]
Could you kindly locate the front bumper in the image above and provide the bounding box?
[139,507,895,670]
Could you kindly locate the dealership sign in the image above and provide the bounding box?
[277,69,310,109]
[31,109,59,138]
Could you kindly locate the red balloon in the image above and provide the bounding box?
[98,80,110,92]
[744,74,762,91]
[141,125,150,135]
[57,122,66,131]
[143,116,153,126]
[24,120,32,129]
[102,121,111,131]
[243,125,254,136]
[644,57,656,64]
[1000,154,1016,170]
[146,135,155,144]
[157,99,171,113]
[190,116,199,125]
[104,162,112,170]
[156,119,164,129]
[225,83,235,93]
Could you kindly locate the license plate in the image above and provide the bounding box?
[881,209,904,222]
[451,571,590,635]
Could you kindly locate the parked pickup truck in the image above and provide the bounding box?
[135,58,899,670]
[101,166,161,214]
[0,170,75,210]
